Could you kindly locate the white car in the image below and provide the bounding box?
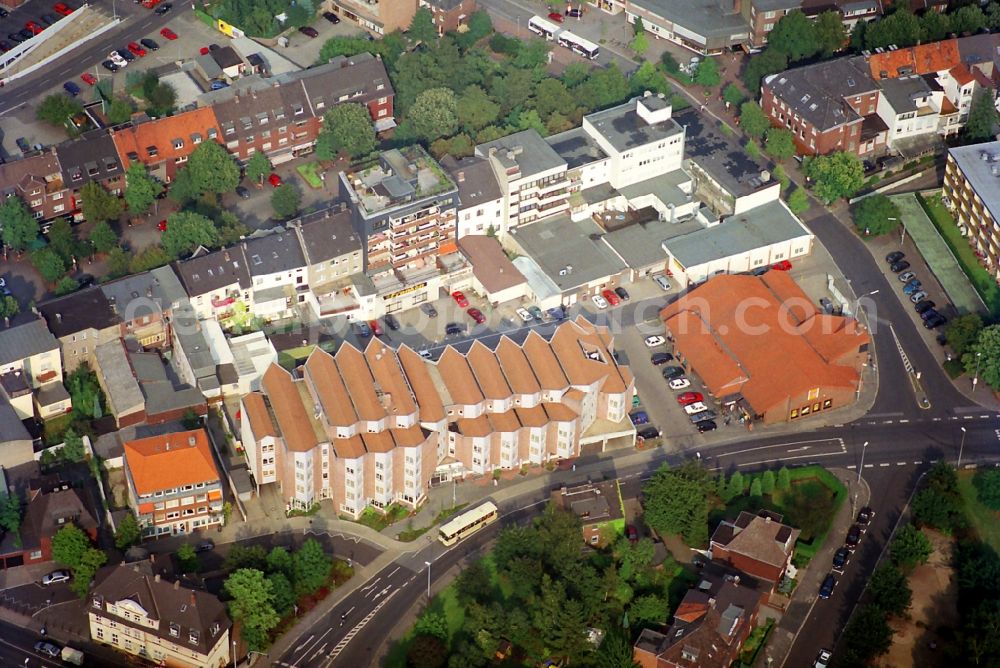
[683,402,708,415]
[515,307,533,322]
[653,274,671,291]
[669,378,691,390]
[42,570,71,586]
[813,649,832,668]
[108,50,128,67]
[644,335,666,348]
[418,350,432,359]
[592,294,609,309]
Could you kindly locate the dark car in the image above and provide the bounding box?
[140,37,159,51]
[0,40,10,52]
[421,303,438,318]
[384,313,400,331]
[547,306,567,321]
[299,26,319,38]
[34,641,62,658]
[117,48,136,61]
[445,322,465,336]
[566,7,583,16]
[697,419,717,433]
[18,28,34,40]
[914,300,936,314]
[353,321,371,338]
[920,308,940,321]
[77,274,96,288]
[629,410,649,425]
[40,14,59,26]
[890,260,910,273]
[845,524,862,551]
[662,365,685,380]
[650,352,673,366]
[886,251,905,264]
[195,539,215,553]
[689,410,717,424]
[101,59,119,72]
[856,506,874,529]
[832,547,850,573]
[924,314,947,329]
[154,2,172,13]
[8,32,25,44]
[322,10,341,23]
[614,286,630,301]
[819,574,837,599]
[626,524,638,543]
[527,305,544,320]
[637,426,661,439]
[63,81,81,96]
[236,186,250,199]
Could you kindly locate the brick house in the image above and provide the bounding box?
[418,0,477,34]
[550,480,625,547]
[0,477,99,569]
[325,0,417,36]
[710,511,800,586]
[111,107,222,183]
[0,151,72,227]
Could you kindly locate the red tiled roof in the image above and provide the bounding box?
[242,392,276,438]
[112,107,220,169]
[261,364,319,453]
[123,429,219,495]
[949,63,975,86]
[868,39,960,80]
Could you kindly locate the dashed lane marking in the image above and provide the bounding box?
[325,589,399,665]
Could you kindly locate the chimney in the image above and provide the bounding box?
[734,0,741,14]
[150,553,156,564]
[174,579,180,590]
[154,573,161,582]
[188,435,196,446]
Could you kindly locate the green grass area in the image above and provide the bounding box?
[957,471,1000,553]
[42,413,74,446]
[296,162,325,189]
[944,358,966,379]
[396,503,469,542]
[918,193,1000,316]
[349,504,411,533]
[384,569,470,668]
[276,341,337,370]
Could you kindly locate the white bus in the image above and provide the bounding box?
[438,501,499,545]
[528,15,562,40]
[558,30,600,60]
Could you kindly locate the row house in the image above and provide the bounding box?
[0,151,72,228]
[293,209,365,319]
[172,246,253,323]
[325,0,418,36]
[55,130,126,218]
[123,429,225,538]
[99,266,187,349]
[440,155,504,239]
[243,232,309,321]
[36,286,122,373]
[111,108,222,183]
[0,316,68,428]
[240,318,635,516]
[943,141,1000,283]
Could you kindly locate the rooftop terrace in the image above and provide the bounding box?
[343,146,455,216]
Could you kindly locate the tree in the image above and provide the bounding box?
[814,10,846,56]
[107,97,136,125]
[628,594,668,626]
[54,276,79,296]
[806,151,864,204]
[743,48,787,93]
[693,57,720,88]
[749,477,763,498]
[739,101,771,140]
[161,211,219,258]
[614,536,655,582]
[216,211,249,247]
[316,103,377,160]
[114,513,141,550]
[946,313,984,358]
[593,631,641,668]
[787,187,810,215]
[643,461,714,546]
[912,462,966,532]
[403,87,459,143]
[266,572,296,617]
[79,181,124,225]
[224,568,280,652]
[0,295,20,319]
[225,544,268,572]
[0,198,39,251]
[727,471,745,500]
[123,163,163,214]
[106,246,131,278]
[839,604,893,665]
[245,151,272,186]
[32,248,67,284]
[266,546,294,578]
[409,8,438,44]
[414,612,449,642]
[52,524,90,569]
[61,428,85,462]
[629,31,648,56]
[47,217,79,264]
[919,10,951,43]
[777,466,791,490]
[187,141,240,196]
[408,633,448,668]
[177,543,199,573]
[868,563,912,616]
[951,4,987,35]
[764,127,796,160]
[964,325,1000,391]
[168,166,203,204]
[630,61,670,96]
[532,79,575,121]
[455,560,493,604]
[761,470,776,495]
[513,39,551,69]
[964,89,999,144]
[271,184,301,220]
[0,493,22,547]
[722,83,744,108]
[458,85,501,133]
[129,246,171,273]
[71,547,106,598]
[989,2,1000,32]
[146,81,177,117]
[890,524,932,570]
[864,9,921,49]
[87,220,118,256]
[767,10,817,63]
[851,194,901,236]
[972,468,1000,510]
[292,538,331,597]
[36,94,83,126]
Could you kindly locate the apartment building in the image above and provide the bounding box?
[89,561,231,668]
[36,287,121,372]
[440,155,504,239]
[243,231,309,321]
[418,0,477,34]
[55,130,126,212]
[744,0,801,51]
[0,151,72,226]
[340,145,461,314]
[98,267,187,349]
[111,107,222,183]
[292,209,365,319]
[0,315,68,427]
[122,429,224,538]
[325,0,417,36]
[240,319,635,515]
[172,246,253,323]
[943,141,1000,282]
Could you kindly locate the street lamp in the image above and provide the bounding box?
[959,427,967,469]
[852,289,879,319]
[857,441,868,485]
[973,351,982,392]
[425,560,431,599]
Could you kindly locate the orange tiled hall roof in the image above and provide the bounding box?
[123,429,219,495]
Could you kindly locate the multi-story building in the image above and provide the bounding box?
[623,0,750,55]
[0,151,72,227]
[943,140,1000,282]
[122,429,224,538]
[172,246,253,323]
[440,155,504,239]
[111,107,222,183]
[292,208,365,319]
[36,287,121,372]
[325,0,417,36]
[243,231,309,322]
[743,0,802,51]
[54,130,126,218]
[0,480,99,568]
[418,0,477,34]
[0,316,69,423]
[89,561,232,668]
[340,145,461,314]
[710,510,800,588]
[240,318,635,514]
[99,267,187,349]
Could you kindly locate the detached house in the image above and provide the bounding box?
[0,478,99,568]
[111,107,222,183]
[710,511,800,588]
[0,151,72,227]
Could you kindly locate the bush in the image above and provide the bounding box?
[972,469,1000,510]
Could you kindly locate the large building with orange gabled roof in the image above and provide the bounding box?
[122,429,224,538]
[239,319,635,515]
[660,272,870,425]
[111,107,221,183]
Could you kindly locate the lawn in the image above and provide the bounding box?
[956,471,1000,553]
[296,162,325,189]
[349,504,412,533]
[918,193,1000,316]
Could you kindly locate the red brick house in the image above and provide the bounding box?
[111,107,222,183]
[419,0,478,35]
[710,511,799,586]
[0,151,72,228]
[0,478,99,569]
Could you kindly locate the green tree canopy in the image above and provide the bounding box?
[642,461,713,546]
[187,141,240,195]
[292,538,332,597]
[630,61,671,96]
[739,101,771,140]
[47,217,79,264]
[408,7,439,44]
[851,194,901,236]
[890,524,932,570]
[457,85,501,134]
[764,127,796,160]
[972,468,1000,510]
[316,103,377,160]
[107,97,136,125]
[88,220,119,255]
[919,10,951,43]
[0,493,22,546]
[964,89,999,144]
[32,247,67,283]
[146,81,177,117]
[114,513,141,550]
[761,470,776,495]
[868,563,912,616]
[37,94,84,127]
[951,4,987,35]
[224,568,280,652]
[0,198,39,251]
[806,151,864,204]
[80,181,124,225]
[124,163,163,214]
[743,48,787,93]
[0,295,20,319]
[864,9,920,50]
[216,210,250,247]
[245,151,272,185]
[270,184,301,220]
[161,211,220,258]
[814,10,846,56]
[693,57,720,88]
[71,547,107,598]
[946,313,984,358]
[787,187,810,215]
[267,572,296,617]
[722,83,745,108]
[912,462,966,532]
[54,276,79,296]
[532,79,575,122]
[52,523,90,569]
[839,604,893,665]
[629,31,649,56]
[767,10,818,63]
[964,325,1000,390]
[403,87,459,143]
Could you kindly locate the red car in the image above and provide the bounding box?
[677,391,704,406]
[451,290,469,308]
[547,11,564,22]
[771,259,792,271]
[467,307,486,324]
[268,173,282,187]
[156,220,167,232]
[53,2,74,16]
[159,27,178,40]
[25,21,44,35]
[80,72,97,86]
[127,41,146,57]
[601,289,620,306]
[368,319,383,336]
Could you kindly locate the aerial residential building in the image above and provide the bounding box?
[111,107,222,183]
[0,151,71,227]
[89,561,232,668]
[324,0,418,36]
[99,267,187,349]
[440,155,504,239]
[418,0,477,34]
[943,141,1000,282]
[0,480,99,568]
[710,511,800,587]
[623,0,750,55]
[0,317,68,423]
[36,287,121,372]
[293,208,365,319]
[340,145,461,315]
[172,246,253,323]
[122,429,224,538]
[242,231,309,322]
[550,479,625,547]
[744,0,802,50]
[240,319,635,515]
[457,235,528,305]
[0,393,34,468]
[55,130,126,211]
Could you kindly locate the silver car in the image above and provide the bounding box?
[42,569,70,585]
[909,291,928,303]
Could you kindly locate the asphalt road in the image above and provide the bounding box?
[0,616,133,668]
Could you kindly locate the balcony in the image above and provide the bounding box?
[211,295,235,308]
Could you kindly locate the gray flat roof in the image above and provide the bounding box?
[618,169,693,208]
[513,216,626,292]
[94,340,144,418]
[627,0,749,40]
[584,98,684,154]
[476,129,566,180]
[879,75,932,114]
[949,141,1000,228]
[546,128,608,170]
[664,200,812,268]
[603,217,704,269]
[674,109,774,199]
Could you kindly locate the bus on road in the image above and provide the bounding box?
[438,501,499,545]
[558,30,600,60]
[528,15,562,40]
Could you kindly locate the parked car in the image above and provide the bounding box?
[652,274,671,291]
[845,524,862,551]
[42,570,71,585]
[601,289,620,306]
[383,314,400,331]
[650,352,673,366]
[418,350,433,359]
[322,10,341,23]
[832,547,850,573]
[194,539,215,553]
[25,21,44,35]
[818,574,837,599]
[637,427,661,439]
[546,306,566,320]
[154,2,172,14]
[566,7,583,17]
[898,271,916,283]
[696,419,717,433]
[127,41,146,56]
[614,286,630,301]
[63,81,81,96]
[17,28,33,40]
[682,401,707,415]
[886,251,905,264]
[235,186,250,199]
[299,25,319,38]
[40,14,59,26]
[644,335,666,347]
[101,59,119,72]
[159,27,178,39]
[924,314,947,329]
[668,377,691,390]
[451,290,469,308]
[909,290,928,303]
[677,391,703,405]
[903,281,923,295]
[421,303,438,318]
[856,506,874,529]
[662,366,685,380]
[771,259,792,271]
[80,72,97,86]
[813,649,833,668]
[117,48,136,62]
[35,642,62,658]
[445,322,465,336]
[890,260,910,273]
[268,173,282,187]
[689,410,716,424]
[108,50,128,67]
[467,307,486,324]
[54,3,75,16]
[625,524,639,543]
[140,37,159,51]
[526,305,544,320]
[629,410,649,425]
[547,11,564,22]
[210,80,229,90]
[591,294,609,309]
[368,319,383,336]
[0,40,11,52]
[515,307,533,322]
[353,321,371,337]
[914,300,935,314]
[920,308,940,321]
